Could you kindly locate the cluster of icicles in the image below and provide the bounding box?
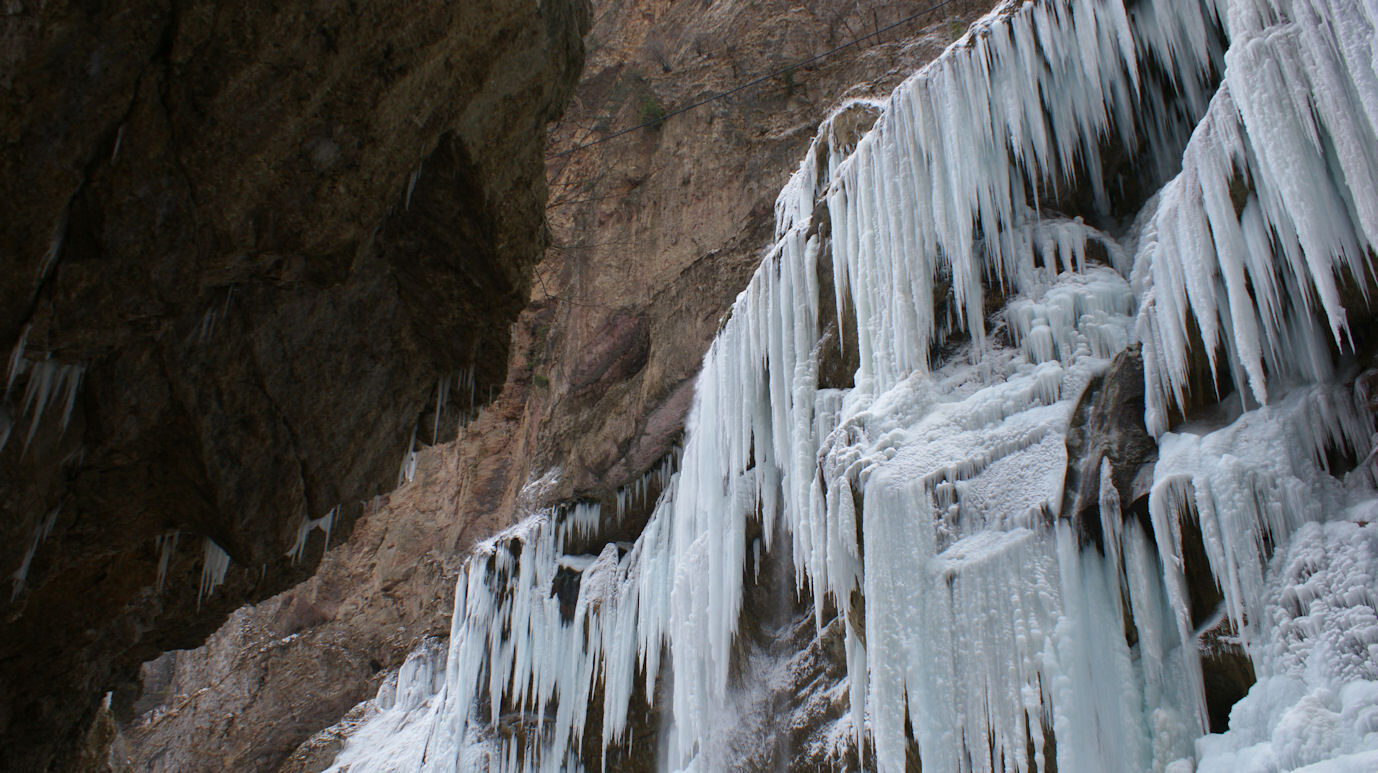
[324,0,1378,770]
[1,326,84,458]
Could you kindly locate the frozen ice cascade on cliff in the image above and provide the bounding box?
[322,0,1378,770]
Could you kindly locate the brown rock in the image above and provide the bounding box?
[1060,345,1159,549]
[535,0,993,507]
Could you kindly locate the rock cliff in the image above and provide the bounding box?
[0,1,588,768]
[108,0,995,769]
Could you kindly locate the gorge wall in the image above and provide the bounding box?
[94,0,1378,771]
[107,1,998,770]
[0,1,588,769]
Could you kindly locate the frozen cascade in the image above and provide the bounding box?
[321,0,1378,770]
[1134,0,1378,434]
[324,503,647,773]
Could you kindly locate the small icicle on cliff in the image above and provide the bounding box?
[319,0,1378,769]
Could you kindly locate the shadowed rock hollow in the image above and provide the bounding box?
[0,1,589,768]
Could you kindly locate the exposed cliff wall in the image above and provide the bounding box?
[108,1,996,769]
[0,1,588,768]
[531,0,989,504]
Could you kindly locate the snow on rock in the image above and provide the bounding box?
[1196,517,1378,772]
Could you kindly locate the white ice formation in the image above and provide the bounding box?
[1,327,85,456]
[287,507,338,564]
[154,529,179,594]
[323,0,1378,770]
[198,538,232,609]
[10,507,59,601]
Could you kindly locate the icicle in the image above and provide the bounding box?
[198,538,231,609]
[5,324,29,400]
[1,353,85,455]
[1149,384,1369,647]
[405,160,425,211]
[432,374,450,444]
[286,507,337,564]
[10,507,58,601]
[154,529,179,593]
[1133,0,1378,434]
[36,209,67,285]
[398,427,419,486]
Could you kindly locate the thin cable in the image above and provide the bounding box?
[547,0,964,159]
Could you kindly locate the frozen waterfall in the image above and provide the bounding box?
[321,0,1378,770]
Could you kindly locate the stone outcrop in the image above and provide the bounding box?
[1060,345,1159,548]
[0,1,588,768]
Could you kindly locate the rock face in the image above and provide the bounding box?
[0,1,588,768]
[532,0,992,505]
[109,446,466,772]
[110,0,995,769]
[1061,345,1158,549]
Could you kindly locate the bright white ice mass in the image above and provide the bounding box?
[320,0,1378,769]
